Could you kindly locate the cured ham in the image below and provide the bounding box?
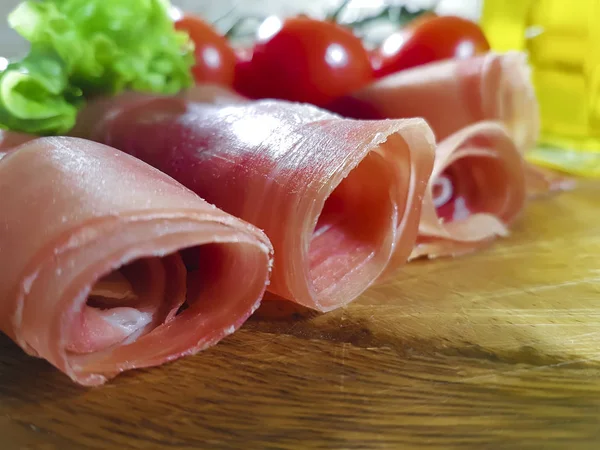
[411,121,526,259]
[328,51,577,195]
[177,83,248,105]
[74,89,436,311]
[0,130,35,156]
[0,136,273,386]
[328,51,539,154]
[326,51,568,257]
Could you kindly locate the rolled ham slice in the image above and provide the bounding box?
[328,51,539,154]
[0,130,36,156]
[149,80,572,200]
[0,136,272,386]
[177,82,248,105]
[74,90,436,312]
[411,121,526,260]
[328,51,575,196]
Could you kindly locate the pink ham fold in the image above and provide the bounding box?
[411,121,526,259]
[74,89,436,311]
[0,130,35,156]
[327,51,571,257]
[177,82,248,105]
[0,136,273,386]
[328,51,539,154]
[328,51,576,196]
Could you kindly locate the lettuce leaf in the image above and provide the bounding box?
[0,0,194,135]
[0,47,81,134]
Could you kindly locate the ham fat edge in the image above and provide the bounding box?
[0,136,273,386]
[411,122,526,260]
[328,51,572,197]
[328,51,539,154]
[73,88,436,312]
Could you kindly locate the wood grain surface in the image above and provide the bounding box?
[1,181,599,450]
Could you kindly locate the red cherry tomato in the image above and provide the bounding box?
[233,47,257,98]
[235,17,373,106]
[175,14,236,86]
[371,15,491,78]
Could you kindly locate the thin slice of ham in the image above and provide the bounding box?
[177,82,248,105]
[328,51,573,196]
[328,51,539,153]
[411,121,526,260]
[0,136,273,386]
[0,130,35,156]
[73,89,436,312]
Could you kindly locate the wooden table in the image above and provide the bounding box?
[2,182,599,450]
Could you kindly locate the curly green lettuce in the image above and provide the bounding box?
[0,0,194,135]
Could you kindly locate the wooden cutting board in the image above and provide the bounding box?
[1,181,599,450]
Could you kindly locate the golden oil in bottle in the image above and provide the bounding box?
[481,0,600,177]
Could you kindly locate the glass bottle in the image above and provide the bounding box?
[481,0,600,177]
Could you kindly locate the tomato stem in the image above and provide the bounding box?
[327,0,353,23]
[224,15,266,39]
[347,5,436,29]
[210,4,240,27]
[335,3,440,47]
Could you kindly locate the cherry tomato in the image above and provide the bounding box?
[371,15,491,78]
[235,16,373,106]
[233,47,260,99]
[175,14,236,86]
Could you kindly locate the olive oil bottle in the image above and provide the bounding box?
[481,0,600,177]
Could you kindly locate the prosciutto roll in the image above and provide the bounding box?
[327,52,562,257]
[0,130,35,154]
[0,136,272,386]
[74,90,436,311]
[332,51,577,196]
[328,51,539,154]
[411,122,526,260]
